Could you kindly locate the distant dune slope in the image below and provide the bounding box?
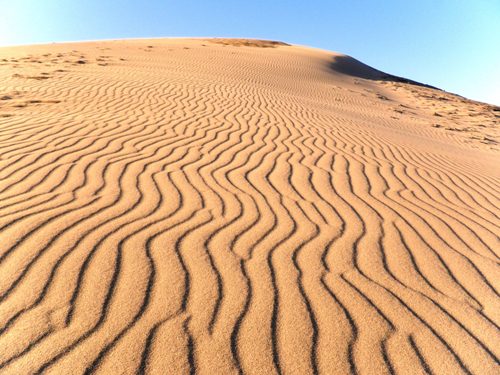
[0,38,498,375]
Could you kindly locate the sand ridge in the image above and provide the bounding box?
[0,38,499,374]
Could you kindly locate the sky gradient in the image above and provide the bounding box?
[1,0,499,104]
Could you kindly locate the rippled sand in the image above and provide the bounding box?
[0,38,498,374]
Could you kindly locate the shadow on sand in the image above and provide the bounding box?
[330,54,439,89]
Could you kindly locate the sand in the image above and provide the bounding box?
[0,38,498,374]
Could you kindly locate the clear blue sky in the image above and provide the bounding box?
[1,0,499,104]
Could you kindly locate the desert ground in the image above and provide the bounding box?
[0,38,498,374]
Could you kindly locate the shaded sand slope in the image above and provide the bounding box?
[0,38,499,374]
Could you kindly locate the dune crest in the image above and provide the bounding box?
[0,38,498,374]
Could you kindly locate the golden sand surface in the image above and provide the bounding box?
[0,38,498,374]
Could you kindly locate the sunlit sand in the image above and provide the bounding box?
[0,38,498,374]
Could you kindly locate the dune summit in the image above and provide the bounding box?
[0,38,498,374]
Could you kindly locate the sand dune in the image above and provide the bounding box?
[0,38,498,374]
